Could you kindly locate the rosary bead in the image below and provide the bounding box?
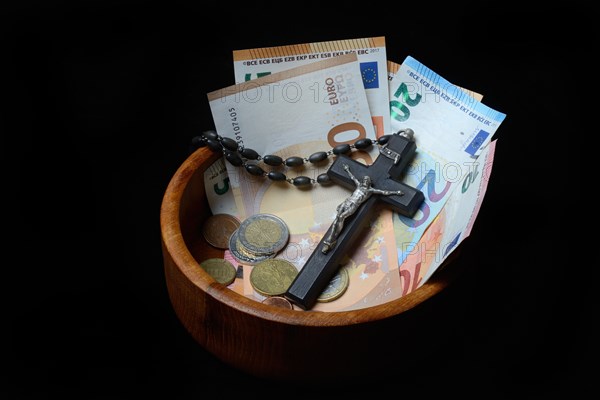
[202,130,219,141]
[267,171,287,181]
[316,173,332,185]
[377,134,392,145]
[221,137,239,152]
[285,156,304,167]
[245,164,265,176]
[206,139,223,153]
[292,176,312,187]
[308,151,328,163]
[332,144,351,155]
[225,151,243,167]
[241,148,260,160]
[263,154,284,166]
[191,130,413,190]
[191,136,206,148]
[354,138,374,150]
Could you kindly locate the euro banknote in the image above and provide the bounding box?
[203,58,478,221]
[233,36,390,137]
[204,52,390,219]
[203,58,483,223]
[203,156,239,217]
[389,55,505,163]
[399,139,497,293]
[388,55,506,268]
[207,52,402,311]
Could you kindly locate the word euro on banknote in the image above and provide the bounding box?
[208,53,402,312]
[387,56,506,266]
[233,36,390,137]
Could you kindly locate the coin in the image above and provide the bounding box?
[317,267,349,303]
[250,259,298,296]
[199,258,237,286]
[228,230,274,265]
[202,213,241,249]
[237,213,289,256]
[262,296,294,310]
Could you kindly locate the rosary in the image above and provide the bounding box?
[191,128,423,310]
[190,128,416,188]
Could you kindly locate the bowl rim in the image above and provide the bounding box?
[160,147,454,327]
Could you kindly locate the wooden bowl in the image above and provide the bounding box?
[160,146,462,382]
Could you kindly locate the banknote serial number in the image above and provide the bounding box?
[228,107,244,147]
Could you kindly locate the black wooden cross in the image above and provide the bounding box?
[284,131,425,310]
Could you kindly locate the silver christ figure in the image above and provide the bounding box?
[321,163,404,254]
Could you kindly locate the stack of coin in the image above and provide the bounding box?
[228,213,290,265]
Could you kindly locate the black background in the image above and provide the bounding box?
[6,2,592,398]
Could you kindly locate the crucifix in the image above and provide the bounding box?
[284,129,425,310]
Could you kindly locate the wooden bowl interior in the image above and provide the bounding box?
[160,146,462,380]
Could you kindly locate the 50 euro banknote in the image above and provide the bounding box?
[207,53,404,311]
[233,36,390,137]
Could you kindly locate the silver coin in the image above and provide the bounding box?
[228,229,274,265]
[237,213,290,256]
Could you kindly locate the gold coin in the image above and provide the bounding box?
[199,258,237,286]
[250,259,298,296]
[262,296,294,310]
[237,214,289,256]
[202,213,241,249]
[317,267,349,303]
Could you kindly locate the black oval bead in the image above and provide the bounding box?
[240,148,259,160]
[245,164,265,176]
[207,139,223,153]
[263,154,283,166]
[202,130,219,141]
[377,134,392,145]
[316,173,332,185]
[267,171,287,181]
[191,136,206,148]
[285,156,304,167]
[221,137,239,152]
[225,151,243,167]
[332,144,351,155]
[354,138,374,150]
[308,151,328,163]
[292,176,312,187]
